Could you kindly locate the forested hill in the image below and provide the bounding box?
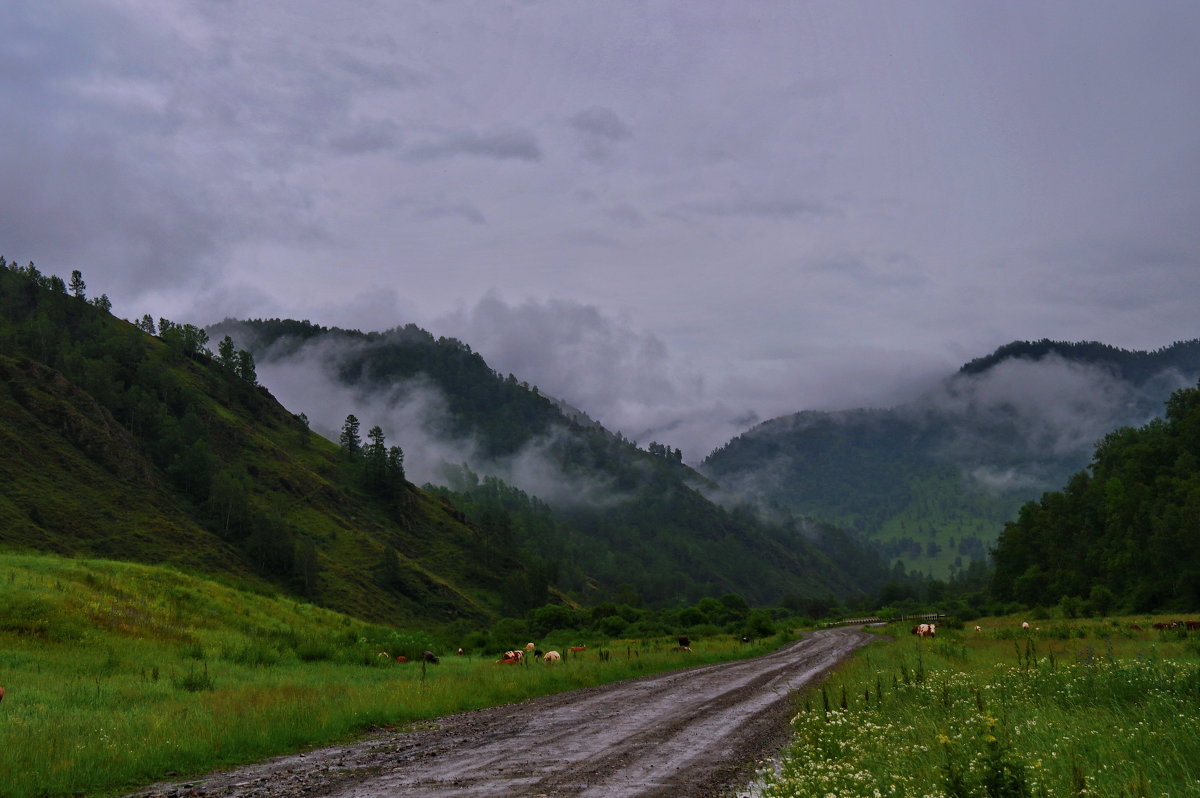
[0,259,533,624]
[990,377,1200,612]
[212,318,889,607]
[959,338,1200,383]
[703,338,1200,579]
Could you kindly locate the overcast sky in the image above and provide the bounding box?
[4,1,1199,458]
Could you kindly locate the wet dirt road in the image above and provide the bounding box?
[126,627,873,798]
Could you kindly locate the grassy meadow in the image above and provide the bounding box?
[0,552,785,798]
[758,618,1200,798]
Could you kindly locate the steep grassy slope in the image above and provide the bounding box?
[704,339,1200,579]
[0,260,517,624]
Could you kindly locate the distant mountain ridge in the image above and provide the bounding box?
[703,338,1200,578]
[959,338,1200,383]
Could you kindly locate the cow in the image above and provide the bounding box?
[1022,621,1030,630]
[912,623,935,638]
[501,650,524,662]
[974,626,982,632]
[394,655,408,663]
[377,651,390,659]
[0,685,5,703]
[678,636,690,649]
[524,642,536,653]
[569,645,587,653]
[1187,621,1200,631]
[496,656,521,665]
[543,650,561,663]
[422,650,440,664]
[1129,624,1142,631]
[456,648,465,656]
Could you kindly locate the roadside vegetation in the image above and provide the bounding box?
[758,617,1200,797]
[0,552,791,798]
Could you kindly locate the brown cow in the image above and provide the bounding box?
[394,655,408,663]
[0,685,5,703]
[569,645,587,653]
[1186,621,1200,631]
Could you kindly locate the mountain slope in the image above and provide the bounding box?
[703,339,1200,578]
[0,259,524,624]
[213,318,888,607]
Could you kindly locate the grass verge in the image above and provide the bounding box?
[756,618,1200,797]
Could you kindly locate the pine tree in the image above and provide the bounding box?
[340,414,361,456]
[218,335,237,369]
[69,270,86,299]
[235,349,257,385]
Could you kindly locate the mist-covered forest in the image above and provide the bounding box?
[5,258,1200,627]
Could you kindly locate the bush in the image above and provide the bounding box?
[597,615,629,638]
[742,609,775,638]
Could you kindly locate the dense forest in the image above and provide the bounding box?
[991,378,1200,612]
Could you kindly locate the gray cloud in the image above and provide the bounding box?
[677,196,836,220]
[326,119,403,155]
[4,1,1199,459]
[569,106,633,163]
[414,202,488,226]
[406,129,542,162]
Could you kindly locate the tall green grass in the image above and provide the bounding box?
[0,552,782,798]
[758,619,1200,797]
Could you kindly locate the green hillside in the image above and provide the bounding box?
[215,318,889,607]
[703,339,1200,579]
[0,258,522,624]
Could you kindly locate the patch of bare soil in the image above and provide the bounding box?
[125,627,872,798]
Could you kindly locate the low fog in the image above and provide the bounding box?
[221,309,1195,507]
[431,295,950,461]
[237,329,627,506]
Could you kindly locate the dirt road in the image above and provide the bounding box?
[127,627,872,798]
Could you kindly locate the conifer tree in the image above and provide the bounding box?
[340,414,361,455]
[69,270,86,299]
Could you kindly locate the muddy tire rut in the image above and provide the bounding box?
[125,627,872,798]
